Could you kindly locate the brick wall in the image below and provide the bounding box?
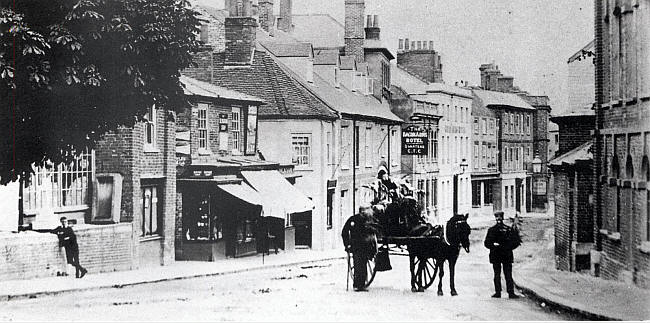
[344,0,365,63]
[553,115,595,156]
[396,51,443,83]
[225,17,257,66]
[94,106,176,267]
[0,224,133,281]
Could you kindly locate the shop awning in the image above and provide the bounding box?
[241,170,314,219]
[217,183,263,206]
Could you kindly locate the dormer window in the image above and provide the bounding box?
[144,104,157,151]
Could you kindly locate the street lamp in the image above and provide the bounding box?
[532,154,542,174]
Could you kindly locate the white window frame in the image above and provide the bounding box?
[292,133,312,167]
[197,103,209,152]
[144,104,157,151]
[231,107,241,154]
[365,125,373,167]
[141,184,161,237]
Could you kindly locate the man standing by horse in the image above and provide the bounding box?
[484,211,521,299]
[342,204,380,292]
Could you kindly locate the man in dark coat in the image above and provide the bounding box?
[484,211,519,298]
[342,204,379,291]
[51,217,87,278]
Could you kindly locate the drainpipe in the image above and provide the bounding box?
[352,119,357,215]
[387,124,391,176]
[18,175,24,231]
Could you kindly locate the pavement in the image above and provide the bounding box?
[1,210,649,321]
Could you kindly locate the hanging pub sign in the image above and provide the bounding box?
[401,125,428,156]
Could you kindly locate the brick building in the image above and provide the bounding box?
[593,0,650,288]
[549,109,595,272]
[396,38,444,83]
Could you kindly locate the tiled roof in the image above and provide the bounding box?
[309,70,402,123]
[180,75,264,103]
[258,42,313,58]
[472,89,535,110]
[195,5,228,22]
[291,14,345,49]
[314,49,340,65]
[549,142,593,167]
[184,51,337,120]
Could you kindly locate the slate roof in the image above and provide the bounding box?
[259,42,313,57]
[472,89,535,110]
[184,51,337,120]
[549,141,593,167]
[195,5,228,22]
[391,65,473,98]
[291,14,345,49]
[314,49,340,65]
[521,95,550,107]
[309,70,402,123]
[180,75,264,103]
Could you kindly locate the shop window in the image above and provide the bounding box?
[504,186,509,208]
[236,219,255,243]
[185,193,223,241]
[141,185,161,237]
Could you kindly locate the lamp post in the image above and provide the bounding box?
[531,153,544,211]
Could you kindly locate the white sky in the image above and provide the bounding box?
[193,0,595,115]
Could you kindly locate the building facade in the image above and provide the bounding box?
[472,90,535,217]
[593,0,650,288]
[470,96,499,218]
[390,64,473,223]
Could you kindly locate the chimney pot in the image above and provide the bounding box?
[398,39,404,50]
[366,15,372,28]
[429,41,434,49]
[404,38,409,50]
[373,15,379,27]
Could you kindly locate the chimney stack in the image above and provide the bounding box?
[258,0,274,32]
[364,15,380,40]
[404,38,410,51]
[277,0,292,32]
[344,0,365,63]
[225,0,258,66]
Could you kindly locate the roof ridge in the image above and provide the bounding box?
[291,13,344,28]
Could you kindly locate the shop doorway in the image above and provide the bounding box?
[291,211,312,248]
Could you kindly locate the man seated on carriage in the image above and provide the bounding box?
[341,204,380,291]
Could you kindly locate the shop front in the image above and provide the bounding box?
[177,165,314,261]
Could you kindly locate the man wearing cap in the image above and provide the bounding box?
[484,211,520,299]
[51,217,87,278]
[342,204,379,291]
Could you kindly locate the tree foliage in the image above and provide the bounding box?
[0,0,201,184]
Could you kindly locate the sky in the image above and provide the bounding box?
[194,0,595,115]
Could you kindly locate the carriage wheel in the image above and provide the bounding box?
[348,253,377,289]
[412,257,437,290]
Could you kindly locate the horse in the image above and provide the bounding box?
[407,214,471,294]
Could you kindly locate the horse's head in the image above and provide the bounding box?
[446,213,471,253]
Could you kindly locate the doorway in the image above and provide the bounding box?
[291,211,312,248]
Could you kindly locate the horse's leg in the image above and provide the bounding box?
[416,257,425,292]
[437,259,445,296]
[409,254,418,292]
[449,257,458,296]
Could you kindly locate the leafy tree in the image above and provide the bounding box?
[0,0,201,184]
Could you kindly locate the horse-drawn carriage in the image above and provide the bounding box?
[345,175,472,294]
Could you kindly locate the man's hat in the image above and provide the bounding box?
[60,216,68,221]
[359,203,372,212]
[494,211,504,218]
[377,165,387,177]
